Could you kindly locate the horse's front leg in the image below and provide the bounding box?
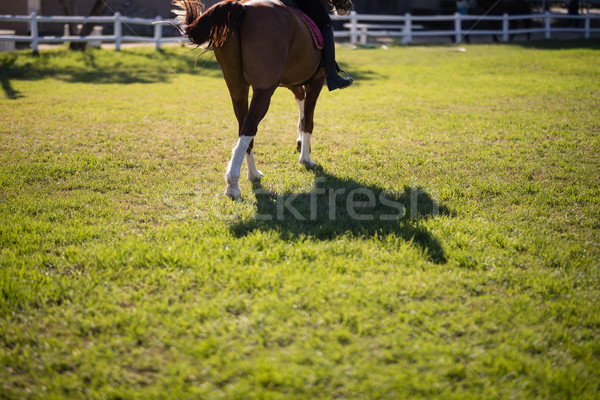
[298,126,314,168]
[297,78,324,168]
[293,90,314,168]
[290,87,306,154]
[245,147,263,182]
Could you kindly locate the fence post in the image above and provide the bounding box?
[30,11,39,54]
[402,13,412,44]
[154,16,163,50]
[544,11,551,39]
[114,12,122,51]
[502,13,509,42]
[349,11,358,46]
[584,13,591,39]
[454,12,462,43]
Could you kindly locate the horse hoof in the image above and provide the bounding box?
[248,170,264,182]
[300,159,316,169]
[224,187,241,200]
[225,193,242,202]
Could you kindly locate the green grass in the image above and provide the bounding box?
[1,41,599,399]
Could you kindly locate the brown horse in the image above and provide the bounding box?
[172,0,353,198]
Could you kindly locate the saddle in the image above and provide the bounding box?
[278,0,324,49]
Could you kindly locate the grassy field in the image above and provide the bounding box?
[1,40,599,399]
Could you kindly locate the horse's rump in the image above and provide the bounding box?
[175,0,323,88]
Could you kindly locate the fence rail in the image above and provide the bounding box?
[0,11,599,52]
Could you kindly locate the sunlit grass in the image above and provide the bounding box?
[1,42,599,399]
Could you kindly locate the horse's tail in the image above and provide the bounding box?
[172,0,246,51]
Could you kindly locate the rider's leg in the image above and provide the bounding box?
[322,23,353,91]
[295,0,353,91]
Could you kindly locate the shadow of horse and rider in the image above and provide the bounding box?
[229,167,452,264]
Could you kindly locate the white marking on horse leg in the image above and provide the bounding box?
[225,135,254,198]
[296,98,305,149]
[245,150,264,182]
[299,131,315,168]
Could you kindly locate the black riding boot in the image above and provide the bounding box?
[322,24,353,91]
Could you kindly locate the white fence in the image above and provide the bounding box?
[0,11,599,51]
[0,13,182,51]
[332,11,600,45]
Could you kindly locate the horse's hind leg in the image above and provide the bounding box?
[230,86,264,183]
[225,85,277,198]
[223,83,262,197]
